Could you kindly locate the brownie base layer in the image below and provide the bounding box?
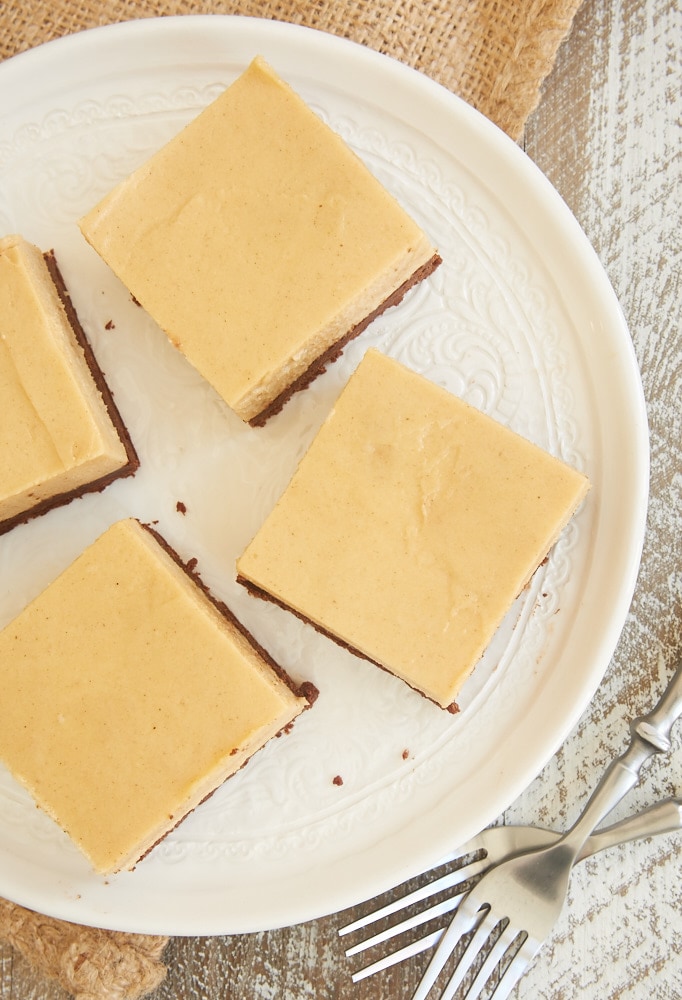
[248,252,442,427]
[237,575,459,714]
[144,522,318,709]
[134,521,318,869]
[0,252,140,537]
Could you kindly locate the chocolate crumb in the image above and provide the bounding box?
[105,319,115,330]
[131,294,142,307]
[176,501,187,514]
[332,775,344,786]
[402,748,410,760]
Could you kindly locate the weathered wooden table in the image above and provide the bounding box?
[1,0,680,996]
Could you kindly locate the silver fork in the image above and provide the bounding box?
[339,796,682,982]
[412,657,682,1000]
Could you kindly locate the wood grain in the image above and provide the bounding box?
[517,0,682,996]
[1,0,680,996]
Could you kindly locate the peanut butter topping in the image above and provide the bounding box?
[0,519,308,874]
[237,349,590,708]
[0,235,129,527]
[79,57,438,422]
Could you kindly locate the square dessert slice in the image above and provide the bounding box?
[0,518,315,874]
[79,56,441,425]
[237,349,590,710]
[0,235,139,535]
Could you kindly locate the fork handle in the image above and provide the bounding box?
[567,658,682,848]
[580,796,682,859]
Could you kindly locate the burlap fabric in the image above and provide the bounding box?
[0,0,583,996]
[1,0,584,138]
[0,899,168,999]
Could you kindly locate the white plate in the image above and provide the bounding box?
[0,16,648,935]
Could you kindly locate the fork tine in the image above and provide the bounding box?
[454,921,521,1000]
[485,933,541,1000]
[351,928,444,982]
[410,894,484,1000]
[339,846,487,936]
[344,888,467,957]
[434,909,501,1000]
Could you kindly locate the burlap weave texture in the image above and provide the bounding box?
[0,899,168,999]
[0,0,583,996]
[1,0,583,138]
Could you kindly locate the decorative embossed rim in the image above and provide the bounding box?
[0,16,648,934]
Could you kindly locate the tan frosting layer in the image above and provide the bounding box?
[237,349,590,709]
[79,56,438,422]
[0,235,130,524]
[0,519,308,874]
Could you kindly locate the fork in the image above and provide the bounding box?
[340,795,682,982]
[411,657,682,1000]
